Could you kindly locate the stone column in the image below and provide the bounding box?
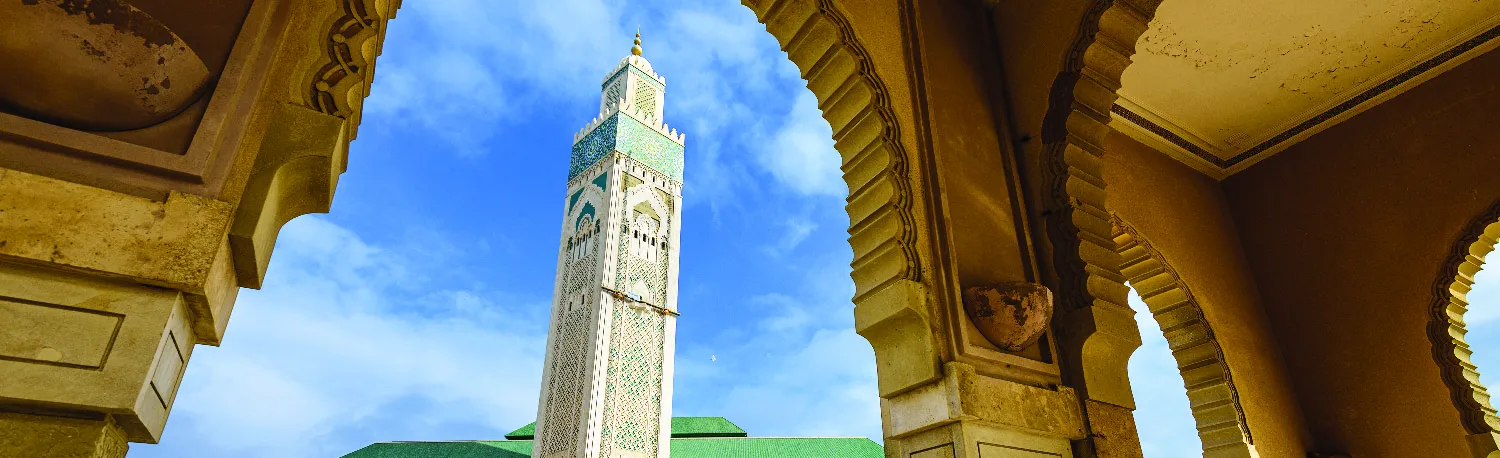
[0,0,400,455]
[0,174,234,456]
[855,281,1095,458]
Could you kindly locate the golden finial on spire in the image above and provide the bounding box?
[631,28,643,56]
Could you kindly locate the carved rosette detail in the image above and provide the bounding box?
[1430,199,1500,436]
[311,0,391,132]
[963,282,1053,351]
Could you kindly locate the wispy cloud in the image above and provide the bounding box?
[673,259,879,441]
[757,91,844,198]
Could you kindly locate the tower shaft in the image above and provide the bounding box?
[534,43,684,458]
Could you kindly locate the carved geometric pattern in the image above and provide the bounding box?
[1430,200,1500,436]
[740,0,923,302]
[616,191,670,305]
[598,301,666,458]
[635,83,658,120]
[1113,217,1255,455]
[309,0,394,139]
[538,304,591,456]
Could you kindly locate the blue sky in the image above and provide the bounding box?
[125,1,1500,457]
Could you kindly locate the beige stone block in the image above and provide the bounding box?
[884,363,1085,441]
[0,412,128,458]
[0,167,236,344]
[856,279,943,398]
[0,261,195,443]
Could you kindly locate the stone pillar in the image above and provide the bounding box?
[879,363,1086,458]
[855,281,1093,458]
[0,0,400,455]
[0,173,233,455]
[0,413,129,458]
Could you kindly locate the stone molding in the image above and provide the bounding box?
[307,0,401,140]
[1430,197,1500,456]
[742,0,935,397]
[1112,216,1256,457]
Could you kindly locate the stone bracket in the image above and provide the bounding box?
[856,280,944,398]
[1056,304,1142,410]
[229,103,346,289]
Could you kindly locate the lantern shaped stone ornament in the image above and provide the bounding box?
[962,282,1054,351]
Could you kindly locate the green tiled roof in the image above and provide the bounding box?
[344,440,532,458]
[668,417,748,438]
[504,417,747,440]
[344,437,883,458]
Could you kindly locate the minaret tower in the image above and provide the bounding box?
[533,33,685,458]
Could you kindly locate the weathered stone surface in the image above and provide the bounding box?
[962,282,1053,351]
[0,412,128,458]
[0,0,209,131]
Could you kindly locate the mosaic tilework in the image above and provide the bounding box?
[569,116,618,180]
[616,115,683,182]
[570,113,684,182]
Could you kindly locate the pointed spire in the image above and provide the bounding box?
[631,28,643,56]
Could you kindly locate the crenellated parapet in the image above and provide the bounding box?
[575,99,686,146]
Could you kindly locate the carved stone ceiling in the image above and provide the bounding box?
[1113,0,1500,178]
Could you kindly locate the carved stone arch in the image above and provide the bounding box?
[624,180,669,223]
[1032,2,1164,449]
[1038,0,1162,321]
[740,0,939,397]
[1431,198,1500,458]
[1112,215,1256,458]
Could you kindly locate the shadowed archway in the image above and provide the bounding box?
[1431,198,1500,458]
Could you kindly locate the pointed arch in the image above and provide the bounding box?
[1431,197,1500,457]
[1112,215,1255,457]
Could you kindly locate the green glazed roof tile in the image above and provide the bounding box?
[343,440,532,458]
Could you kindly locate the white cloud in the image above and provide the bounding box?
[132,217,548,458]
[757,92,844,197]
[673,258,878,442]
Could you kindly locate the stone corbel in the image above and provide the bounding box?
[228,103,346,289]
[855,280,944,398]
[1056,303,1142,409]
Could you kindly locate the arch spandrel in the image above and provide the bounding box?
[1112,216,1256,458]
